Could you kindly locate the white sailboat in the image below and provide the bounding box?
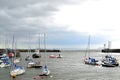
[0,56,10,68]
[26,33,36,68]
[14,40,21,63]
[32,34,41,58]
[10,64,25,76]
[10,33,25,77]
[0,35,11,68]
[41,33,50,76]
[84,35,99,65]
[34,33,42,68]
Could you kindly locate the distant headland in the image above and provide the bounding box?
[0,48,61,53]
[102,49,120,53]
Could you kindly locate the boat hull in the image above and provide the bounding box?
[84,61,98,65]
[102,63,119,67]
[10,69,25,76]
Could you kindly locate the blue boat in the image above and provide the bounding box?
[84,35,99,65]
[102,55,119,67]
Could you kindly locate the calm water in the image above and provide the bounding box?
[1,51,120,80]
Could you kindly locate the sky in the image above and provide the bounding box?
[0,0,120,50]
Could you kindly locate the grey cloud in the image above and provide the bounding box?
[0,0,76,9]
[0,0,86,49]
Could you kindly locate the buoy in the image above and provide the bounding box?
[49,55,56,58]
[50,75,53,78]
[11,74,16,78]
[33,76,37,80]
[96,64,99,66]
[40,75,44,79]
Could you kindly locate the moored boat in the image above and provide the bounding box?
[10,64,25,76]
[56,54,63,58]
[84,57,99,65]
[101,55,119,67]
[49,54,56,58]
[32,50,41,58]
[84,35,99,65]
[101,41,119,67]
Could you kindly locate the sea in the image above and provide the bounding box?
[1,51,120,80]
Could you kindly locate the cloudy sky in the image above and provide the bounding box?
[0,0,120,50]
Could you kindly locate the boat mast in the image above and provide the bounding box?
[88,35,91,57]
[28,32,31,57]
[85,35,91,58]
[38,33,40,55]
[9,33,15,79]
[103,44,106,58]
[108,41,111,55]
[12,33,15,62]
[44,33,47,66]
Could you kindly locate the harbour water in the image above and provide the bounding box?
[1,51,120,80]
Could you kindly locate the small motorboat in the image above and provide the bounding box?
[49,55,56,58]
[56,54,63,58]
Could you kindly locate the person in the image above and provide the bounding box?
[58,54,61,57]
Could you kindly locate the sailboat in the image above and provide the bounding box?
[10,64,25,77]
[0,56,10,68]
[101,41,119,67]
[27,33,36,68]
[84,35,99,65]
[41,33,50,76]
[0,35,11,68]
[13,40,21,63]
[34,33,42,68]
[10,33,25,77]
[32,49,41,58]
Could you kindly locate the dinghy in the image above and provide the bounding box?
[49,54,56,58]
[56,54,63,58]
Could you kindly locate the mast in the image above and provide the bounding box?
[12,33,15,50]
[44,33,47,66]
[38,33,40,55]
[12,33,15,62]
[88,35,91,57]
[103,44,106,58]
[28,32,31,57]
[85,35,91,58]
[108,41,111,55]
[108,41,111,49]
[9,33,15,79]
